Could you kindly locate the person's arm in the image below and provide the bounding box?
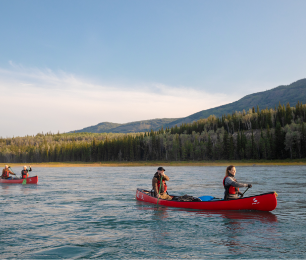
[225,177,248,188]
[152,177,159,197]
[162,174,170,181]
[9,169,15,175]
[28,166,32,172]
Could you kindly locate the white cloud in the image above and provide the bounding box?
[0,63,239,137]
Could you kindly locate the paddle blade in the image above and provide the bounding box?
[22,178,27,185]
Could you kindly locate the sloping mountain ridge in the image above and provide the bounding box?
[70,78,306,133]
[72,122,122,133]
[163,78,306,128]
[72,118,178,133]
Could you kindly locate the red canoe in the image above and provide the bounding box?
[0,176,38,184]
[136,188,277,212]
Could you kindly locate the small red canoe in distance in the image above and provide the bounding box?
[136,189,278,212]
[0,176,38,184]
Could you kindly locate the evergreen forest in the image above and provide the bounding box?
[1,101,306,163]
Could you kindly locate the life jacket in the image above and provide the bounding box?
[223,176,239,195]
[21,170,29,179]
[157,179,167,193]
[2,169,10,178]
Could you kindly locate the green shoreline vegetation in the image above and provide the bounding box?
[1,101,306,164]
[4,159,306,168]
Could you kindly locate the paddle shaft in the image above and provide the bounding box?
[156,175,163,206]
[8,167,16,176]
[242,187,249,196]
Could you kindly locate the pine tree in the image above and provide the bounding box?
[223,131,229,159]
[206,135,213,159]
[236,131,241,159]
[274,121,284,159]
[229,135,235,160]
[285,103,292,125]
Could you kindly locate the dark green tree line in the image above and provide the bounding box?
[1,101,306,162]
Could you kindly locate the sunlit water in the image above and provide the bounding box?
[0,166,305,259]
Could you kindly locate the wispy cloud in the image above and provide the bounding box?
[0,63,238,137]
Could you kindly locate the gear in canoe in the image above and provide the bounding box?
[136,165,277,211]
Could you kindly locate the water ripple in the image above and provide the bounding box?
[0,166,305,258]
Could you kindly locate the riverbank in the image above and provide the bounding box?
[3,159,306,167]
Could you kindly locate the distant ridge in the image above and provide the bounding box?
[163,78,306,128]
[70,78,306,133]
[71,118,178,133]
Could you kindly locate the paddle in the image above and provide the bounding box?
[8,166,16,178]
[241,187,249,197]
[156,175,163,206]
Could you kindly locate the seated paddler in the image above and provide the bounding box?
[223,165,252,200]
[152,166,172,200]
[1,165,16,179]
[21,165,32,179]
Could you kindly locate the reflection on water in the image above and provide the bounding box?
[197,210,278,223]
[136,201,278,223]
[0,166,305,258]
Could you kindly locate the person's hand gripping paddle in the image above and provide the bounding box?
[240,184,252,197]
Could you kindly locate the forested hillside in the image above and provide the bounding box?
[71,78,306,133]
[163,78,306,128]
[1,101,306,163]
[71,118,178,133]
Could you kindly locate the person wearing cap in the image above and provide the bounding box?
[152,167,172,200]
[1,165,16,179]
[21,166,32,179]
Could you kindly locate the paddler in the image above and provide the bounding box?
[152,167,172,200]
[1,165,16,179]
[223,165,252,200]
[21,165,32,179]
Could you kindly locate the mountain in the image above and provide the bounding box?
[71,122,122,133]
[72,118,178,133]
[70,78,306,133]
[163,78,306,128]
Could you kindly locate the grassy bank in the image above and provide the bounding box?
[3,159,306,167]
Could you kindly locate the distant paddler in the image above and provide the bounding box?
[1,165,16,179]
[21,166,32,179]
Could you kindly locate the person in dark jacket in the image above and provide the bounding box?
[152,167,172,200]
[223,165,252,200]
[21,166,32,179]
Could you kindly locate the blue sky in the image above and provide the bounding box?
[1,0,306,137]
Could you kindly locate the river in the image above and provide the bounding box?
[0,166,305,258]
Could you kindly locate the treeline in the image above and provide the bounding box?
[1,101,306,163]
[168,101,306,135]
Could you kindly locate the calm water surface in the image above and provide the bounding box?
[0,166,305,259]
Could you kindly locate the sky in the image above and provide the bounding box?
[1,0,306,137]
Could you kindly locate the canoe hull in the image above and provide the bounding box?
[0,176,38,184]
[136,189,277,211]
